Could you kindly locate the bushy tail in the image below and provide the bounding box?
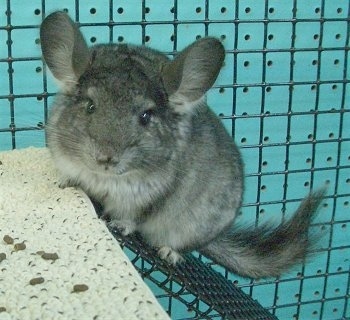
[200,190,326,279]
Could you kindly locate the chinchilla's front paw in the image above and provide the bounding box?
[108,219,136,236]
[57,177,76,189]
[158,246,184,265]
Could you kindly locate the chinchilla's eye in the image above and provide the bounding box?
[86,100,96,114]
[139,109,154,126]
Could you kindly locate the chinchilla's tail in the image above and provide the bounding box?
[200,190,326,279]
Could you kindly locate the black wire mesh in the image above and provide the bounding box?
[112,229,279,320]
[0,0,349,319]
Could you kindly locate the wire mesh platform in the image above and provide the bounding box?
[112,228,278,320]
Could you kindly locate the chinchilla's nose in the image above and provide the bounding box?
[95,146,119,168]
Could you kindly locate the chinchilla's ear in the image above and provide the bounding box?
[40,11,90,91]
[161,37,225,114]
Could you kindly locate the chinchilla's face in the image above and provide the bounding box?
[50,45,178,176]
[41,12,224,177]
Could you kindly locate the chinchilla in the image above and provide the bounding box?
[40,11,325,278]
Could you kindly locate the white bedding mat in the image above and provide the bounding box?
[0,147,169,320]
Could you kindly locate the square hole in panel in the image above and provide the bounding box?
[276,279,303,305]
[300,277,325,303]
[176,24,205,50]
[295,0,322,19]
[329,247,350,276]
[14,97,44,128]
[291,84,317,112]
[261,145,286,173]
[80,26,110,46]
[0,133,12,151]
[0,62,9,96]
[323,21,348,48]
[78,0,110,23]
[267,0,293,19]
[11,28,41,59]
[264,85,290,114]
[144,0,174,21]
[340,141,350,167]
[207,87,233,117]
[208,0,235,20]
[301,278,326,301]
[286,171,313,199]
[318,83,343,111]
[320,50,344,81]
[15,130,45,149]
[293,51,319,82]
[237,23,265,50]
[112,0,143,23]
[275,307,299,320]
[265,52,291,83]
[12,61,43,95]
[0,30,7,59]
[251,283,276,308]
[238,0,265,20]
[295,22,321,49]
[323,299,346,320]
[314,142,338,169]
[313,169,336,196]
[236,53,263,84]
[336,197,350,224]
[44,1,76,16]
[324,0,349,18]
[235,86,262,115]
[325,273,349,299]
[288,144,313,171]
[235,117,261,146]
[263,115,288,145]
[257,203,285,226]
[146,24,174,52]
[240,147,259,175]
[316,113,341,141]
[303,250,329,277]
[299,302,322,320]
[266,22,293,49]
[338,168,350,195]
[290,114,315,142]
[177,0,206,21]
[9,1,43,25]
[259,173,285,203]
[112,25,142,45]
[208,23,235,51]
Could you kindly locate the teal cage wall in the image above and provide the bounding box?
[0,1,349,319]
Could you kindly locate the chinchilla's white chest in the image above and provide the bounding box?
[52,153,165,218]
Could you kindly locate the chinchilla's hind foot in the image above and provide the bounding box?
[158,246,184,265]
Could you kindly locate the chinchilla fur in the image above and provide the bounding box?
[40,11,325,278]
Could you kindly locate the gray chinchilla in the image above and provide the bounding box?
[40,11,325,278]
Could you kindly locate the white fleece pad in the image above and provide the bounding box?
[0,147,169,320]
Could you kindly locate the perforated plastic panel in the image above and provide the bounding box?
[0,1,349,319]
